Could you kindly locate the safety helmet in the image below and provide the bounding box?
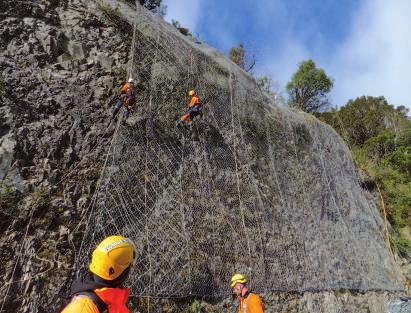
[89,235,136,281]
[230,273,247,287]
[128,78,134,83]
[188,90,195,96]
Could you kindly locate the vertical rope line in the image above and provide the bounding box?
[180,50,195,293]
[142,10,162,311]
[143,136,152,312]
[228,71,253,270]
[128,21,138,79]
[376,184,393,256]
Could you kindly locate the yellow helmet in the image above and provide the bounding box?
[188,90,195,96]
[89,235,136,281]
[230,273,247,287]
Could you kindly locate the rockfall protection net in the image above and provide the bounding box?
[75,1,405,299]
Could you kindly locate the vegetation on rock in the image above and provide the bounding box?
[287,59,334,113]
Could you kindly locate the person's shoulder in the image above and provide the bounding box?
[61,295,100,313]
[249,292,263,303]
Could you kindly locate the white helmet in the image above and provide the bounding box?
[128,78,134,83]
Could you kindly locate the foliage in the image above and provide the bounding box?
[171,19,192,36]
[139,0,167,17]
[190,299,202,313]
[257,76,272,93]
[229,43,256,73]
[334,96,408,146]
[364,130,396,161]
[286,59,333,113]
[0,182,22,215]
[394,238,411,258]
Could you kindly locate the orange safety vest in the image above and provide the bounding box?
[119,83,136,107]
[61,287,130,313]
[238,292,264,313]
[188,95,201,108]
[119,83,132,94]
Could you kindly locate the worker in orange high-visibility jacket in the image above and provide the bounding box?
[61,236,136,313]
[178,89,202,127]
[112,78,137,125]
[230,273,264,313]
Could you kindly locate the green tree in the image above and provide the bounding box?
[286,59,333,112]
[139,0,167,16]
[229,43,256,72]
[171,19,192,36]
[257,76,272,93]
[336,96,408,146]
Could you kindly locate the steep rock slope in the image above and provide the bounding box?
[0,0,131,311]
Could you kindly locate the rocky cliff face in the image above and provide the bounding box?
[0,0,131,311]
[0,1,408,312]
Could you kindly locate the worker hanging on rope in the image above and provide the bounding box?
[112,78,137,126]
[177,89,203,128]
[61,235,136,313]
[230,273,265,313]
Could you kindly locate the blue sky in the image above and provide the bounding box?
[163,0,411,111]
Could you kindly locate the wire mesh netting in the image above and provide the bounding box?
[75,1,405,298]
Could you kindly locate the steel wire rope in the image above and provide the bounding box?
[141,18,162,311]
[233,82,268,290]
[228,70,254,274]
